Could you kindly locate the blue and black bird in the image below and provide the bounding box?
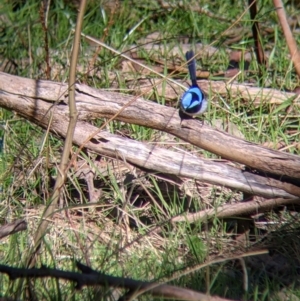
[180,50,207,116]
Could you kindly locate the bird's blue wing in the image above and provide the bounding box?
[181,87,203,109]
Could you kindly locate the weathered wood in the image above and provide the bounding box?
[125,76,300,106]
[0,219,27,239]
[172,197,298,223]
[3,72,300,178]
[0,71,300,199]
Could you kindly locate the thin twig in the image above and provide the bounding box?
[248,0,266,76]
[273,0,300,78]
[171,198,299,223]
[0,262,235,301]
[27,0,87,268]
[39,0,51,79]
[0,219,27,239]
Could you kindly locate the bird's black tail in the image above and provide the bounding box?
[185,50,198,86]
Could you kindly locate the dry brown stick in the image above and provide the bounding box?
[39,1,51,79]
[248,0,266,69]
[0,262,234,301]
[273,0,300,78]
[0,219,27,239]
[171,197,299,223]
[129,77,299,105]
[26,0,87,269]
[0,86,299,200]
[1,71,297,107]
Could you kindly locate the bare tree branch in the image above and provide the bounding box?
[273,0,300,78]
[0,262,234,301]
[172,197,299,223]
[27,0,87,269]
[249,0,266,69]
[0,219,27,239]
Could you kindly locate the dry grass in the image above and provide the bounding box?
[1,0,300,300]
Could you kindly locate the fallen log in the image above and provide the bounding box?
[0,71,299,199]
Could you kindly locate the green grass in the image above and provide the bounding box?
[1,0,300,300]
